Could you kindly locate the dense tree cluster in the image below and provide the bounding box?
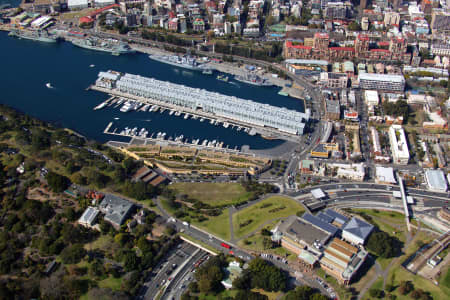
[233,257,287,292]
[367,230,402,258]
[382,100,409,121]
[284,286,329,300]
[241,180,278,201]
[46,171,71,193]
[194,254,227,294]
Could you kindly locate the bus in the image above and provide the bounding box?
[220,242,231,249]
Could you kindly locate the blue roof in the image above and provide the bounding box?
[302,213,339,236]
[324,209,349,224]
[316,212,334,224]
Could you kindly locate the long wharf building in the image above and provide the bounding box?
[96,71,310,135]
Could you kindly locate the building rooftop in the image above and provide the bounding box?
[323,209,349,225]
[342,217,374,241]
[285,59,329,66]
[99,194,134,227]
[78,207,99,226]
[375,166,396,184]
[425,169,448,192]
[311,188,326,199]
[302,213,339,236]
[358,72,405,83]
[279,215,331,246]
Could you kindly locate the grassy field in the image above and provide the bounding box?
[198,289,238,299]
[368,230,444,300]
[190,209,231,240]
[238,221,298,261]
[252,289,282,300]
[98,276,123,291]
[169,182,252,207]
[232,196,304,240]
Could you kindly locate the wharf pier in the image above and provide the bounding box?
[103,122,243,155]
[90,85,302,143]
[104,122,113,133]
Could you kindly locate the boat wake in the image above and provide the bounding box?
[229,81,240,87]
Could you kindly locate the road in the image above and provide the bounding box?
[140,242,198,300]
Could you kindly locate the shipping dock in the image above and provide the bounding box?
[91,71,310,141]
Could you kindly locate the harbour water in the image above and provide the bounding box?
[0,31,304,150]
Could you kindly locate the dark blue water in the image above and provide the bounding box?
[0,0,20,7]
[0,31,304,149]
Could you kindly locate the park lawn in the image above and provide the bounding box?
[190,209,231,240]
[361,277,384,300]
[350,265,378,294]
[252,288,282,300]
[238,221,298,261]
[440,267,450,293]
[238,233,297,262]
[384,231,446,300]
[233,196,304,239]
[169,182,252,206]
[198,289,238,300]
[98,275,123,291]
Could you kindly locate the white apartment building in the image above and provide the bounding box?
[358,73,405,92]
[388,125,410,165]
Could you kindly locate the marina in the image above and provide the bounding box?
[103,122,241,153]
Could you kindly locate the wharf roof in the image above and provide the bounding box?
[342,217,374,241]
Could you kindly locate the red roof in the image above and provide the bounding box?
[377,41,390,46]
[329,47,355,52]
[285,41,312,49]
[392,37,404,42]
[89,4,119,18]
[79,16,94,24]
[169,11,176,18]
[314,32,329,39]
[358,34,369,41]
[370,49,391,53]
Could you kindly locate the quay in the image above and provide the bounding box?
[91,71,310,142]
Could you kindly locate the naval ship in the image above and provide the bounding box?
[71,37,135,55]
[148,54,211,72]
[234,73,273,86]
[8,29,59,43]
